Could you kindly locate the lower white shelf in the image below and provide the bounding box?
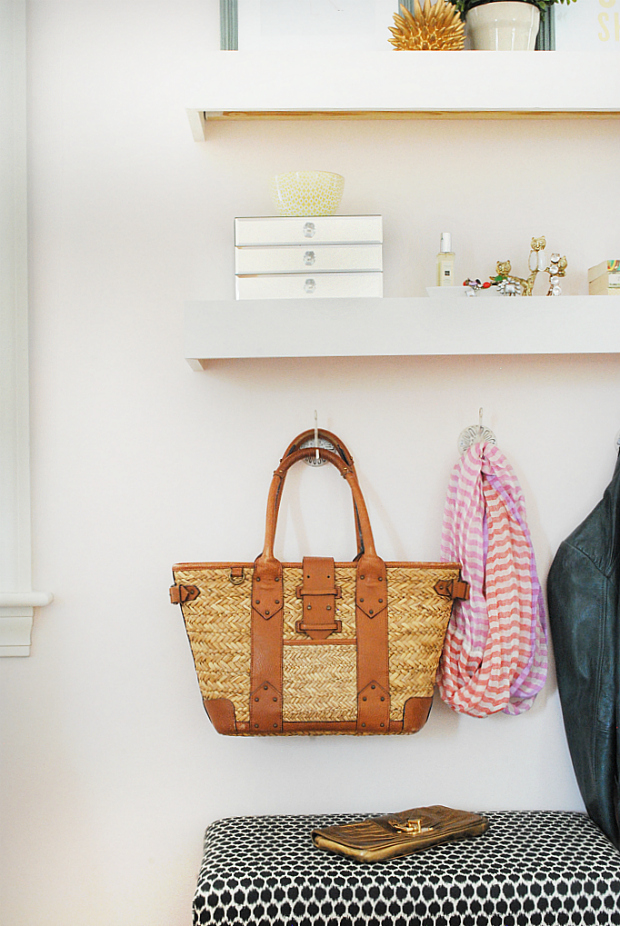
[184,296,620,368]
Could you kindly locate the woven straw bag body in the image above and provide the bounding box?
[171,430,467,735]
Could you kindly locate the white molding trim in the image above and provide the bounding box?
[1,0,52,656]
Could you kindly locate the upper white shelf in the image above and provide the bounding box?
[185,296,620,368]
[187,51,620,139]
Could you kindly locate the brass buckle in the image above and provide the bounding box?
[388,818,433,835]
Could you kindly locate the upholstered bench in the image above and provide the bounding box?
[192,811,620,926]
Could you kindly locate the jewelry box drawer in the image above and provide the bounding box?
[234,216,383,247]
[235,272,384,300]
[234,244,383,275]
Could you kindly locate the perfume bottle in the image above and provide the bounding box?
[437,232,455,287]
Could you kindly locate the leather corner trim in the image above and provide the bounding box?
[402,697,433,733]
[204,698,238,735]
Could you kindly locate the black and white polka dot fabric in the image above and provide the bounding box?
[193,811,620,926]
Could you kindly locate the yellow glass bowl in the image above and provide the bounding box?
[269,171,345,217]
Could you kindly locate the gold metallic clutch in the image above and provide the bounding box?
[312,805,489,862]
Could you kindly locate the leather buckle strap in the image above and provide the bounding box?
[169,584,200,604]
[295,556,342,640]
[434,577,470,601]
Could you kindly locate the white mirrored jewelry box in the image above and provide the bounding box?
[234,216,383,300]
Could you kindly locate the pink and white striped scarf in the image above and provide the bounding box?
[438,442,547,716]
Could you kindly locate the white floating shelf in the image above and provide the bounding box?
[187,51,620,139]
[185,296,620,368]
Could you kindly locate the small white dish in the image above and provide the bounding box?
[426,286,468,298]
[425,285,500,298]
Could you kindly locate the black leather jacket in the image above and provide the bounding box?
[547,455,620,848]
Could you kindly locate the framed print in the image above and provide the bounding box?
[229,0,398,51]
[220,0,238,49]
[555,0,620,50]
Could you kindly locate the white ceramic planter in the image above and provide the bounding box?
[466,1,540,50]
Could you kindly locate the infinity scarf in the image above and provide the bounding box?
[438,442,547,716]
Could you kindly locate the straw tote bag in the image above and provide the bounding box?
[170,430,469,736]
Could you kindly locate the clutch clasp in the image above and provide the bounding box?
[389,817,433,835]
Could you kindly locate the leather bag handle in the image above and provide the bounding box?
[278,429,364,558]
[257,446,378,563]
[281,428,356,469]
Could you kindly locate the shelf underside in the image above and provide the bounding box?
[201,109,619,121]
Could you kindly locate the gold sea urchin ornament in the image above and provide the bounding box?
[389,0,465,51]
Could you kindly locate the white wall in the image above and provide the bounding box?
[2,2,620,924]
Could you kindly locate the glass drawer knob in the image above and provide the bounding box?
[303,250,316,265]
[303,222,316,238]
[304,278,316,294]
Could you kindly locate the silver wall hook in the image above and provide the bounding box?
[458,407,497,455]
[301,411,335,466]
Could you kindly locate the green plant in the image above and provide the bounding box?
[447,0,575,13]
